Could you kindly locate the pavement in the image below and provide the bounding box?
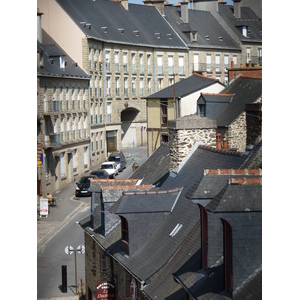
[37,147,148,299]
[37,146,148,252]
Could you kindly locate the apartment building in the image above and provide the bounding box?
[37,11,90,194]
[37,0,189,167]
[37,0,261,168]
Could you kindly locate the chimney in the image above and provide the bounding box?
[233,0,241,18]
[168,115,217,171]
[121,0,128,10]
[90,182,105,235]
[152,0,165,15]
[37,8,43,44]
[192,0,218,13]
[181,0,189,23]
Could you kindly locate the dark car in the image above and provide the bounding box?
[75,175,97,197]
[90,170,110,179]
[107,151,126,171]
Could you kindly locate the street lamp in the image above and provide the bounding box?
[64,245,85,294]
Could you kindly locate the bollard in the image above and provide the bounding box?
[62,265,67,293]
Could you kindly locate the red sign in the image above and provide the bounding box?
[96,282,115,300]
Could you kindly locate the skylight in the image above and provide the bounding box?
[169,223,183,238]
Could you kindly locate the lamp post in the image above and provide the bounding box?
[65,245,85,294]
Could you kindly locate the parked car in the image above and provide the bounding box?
[100,162,119,178]
[75,175,97,197]
[90,170,110,179]
[107,151,126,171]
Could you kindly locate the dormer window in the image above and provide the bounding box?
[190,31,197,42]
[60,56,66,69]
[242,26,248,37]
[120,216,129,255]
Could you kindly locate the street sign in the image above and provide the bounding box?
[37,142,44,166]
[65,245,74,255]
[77,245,85,254]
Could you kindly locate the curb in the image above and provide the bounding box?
[37,201,86,252]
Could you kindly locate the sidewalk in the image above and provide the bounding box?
[37,146,148,252]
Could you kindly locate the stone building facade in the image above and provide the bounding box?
[168,115,217,170]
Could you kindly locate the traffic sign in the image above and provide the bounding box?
[77,245,85,254]
[65,245,74,255]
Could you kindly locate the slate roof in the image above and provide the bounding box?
[129,144,170,186]
[161,144,247,192]
[164,6,240,50]
[146,73,222,99]
[215,76,262,126]
[198,94,233,120]
[56,0,187,49]
[37,30,89,79]
[218,5,262,43]
[79,143,262,299]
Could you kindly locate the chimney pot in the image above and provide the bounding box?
[231,60,234,68]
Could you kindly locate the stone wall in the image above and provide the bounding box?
[227,112,247,152]
[168,115,217,171]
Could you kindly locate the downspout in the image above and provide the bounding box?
[153,47,156,93]
[103,42,107,159]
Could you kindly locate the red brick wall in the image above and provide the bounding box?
[228,67,262,82]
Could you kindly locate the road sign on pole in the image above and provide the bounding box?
[65,245,74,255]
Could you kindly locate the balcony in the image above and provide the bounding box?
[44,133,60,147]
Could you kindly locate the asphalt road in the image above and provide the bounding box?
[37,146,148,299]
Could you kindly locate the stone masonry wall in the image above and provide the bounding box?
[169,127,217,171]
[227,112,247,152]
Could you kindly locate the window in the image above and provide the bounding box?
[43,87,47,112]
[198,104,205,117]
[168,55,173,74]
[242,25,248,37]
[120,216,129,255]
[224,55,229,70]
[194,54,198,71]
[222,219,233,292]
[124,77,128,97]
[157,55,163,74]
[179,56,184,75]
[161,99,167,126]
[84,147,88,168]
[105,51,110,72]
[72,150,77,172]
[77,88,80,109]
[67,116,70,141]
[115,51,119,72]
[72,115,76,140]
[107,77,111,96]
[158,78,163,91]
[116,77,120,97]
[139,54,143,73]
[132,77,136,97]
[123,53,127,72]
[206,54,211,72]
[139,78,143,96]
[60,56,65,69]
[131,53,136,73]
[247,48,251,64]
[147,54,151,74]
[233,55,237,67]
[199,205,208,268]
[60,152,65,177]
[107,103,111,123]
[215,55,220,72]
[78,115,82,139]
[60,118,64,142]
[147,78,151,95]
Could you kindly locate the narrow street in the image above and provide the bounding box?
[37,146,148,299]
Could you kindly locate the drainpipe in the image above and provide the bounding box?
[103,42,107,159]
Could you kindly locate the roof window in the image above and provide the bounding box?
[169,223,183,237]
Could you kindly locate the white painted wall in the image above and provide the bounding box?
[180,83,225,116]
